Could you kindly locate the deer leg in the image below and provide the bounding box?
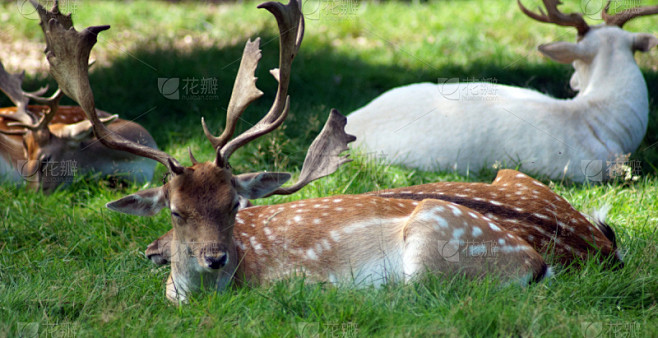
[145,229,173,265]
[402,199,548,285]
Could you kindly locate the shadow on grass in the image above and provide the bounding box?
[5,33,657,177]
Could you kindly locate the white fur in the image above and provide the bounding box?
[346,26,652,182]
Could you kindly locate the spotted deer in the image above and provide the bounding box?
[0,61,157,192]
[346,0,657,182]
[369,170,624,268]
[37,0,549,302]
[147,169,623,270]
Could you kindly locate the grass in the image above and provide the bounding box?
[0,0,657,336]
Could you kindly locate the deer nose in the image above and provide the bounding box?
[206,252,228,269]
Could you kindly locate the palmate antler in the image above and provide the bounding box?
[517,0,590,36]
[31,0,183,173]
[601,0,658,27]
[34,0,354,191]
[204,0,306,166]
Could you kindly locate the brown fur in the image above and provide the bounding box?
[370,169,620,267]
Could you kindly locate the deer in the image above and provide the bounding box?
[146,169,623,271]
[345,0,658,183]
[34,0,550,302]
[0,61,157,192]
[0,8,158,192]
[368,169,624,269]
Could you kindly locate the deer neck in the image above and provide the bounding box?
[572,50,649,152]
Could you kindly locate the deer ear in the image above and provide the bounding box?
[106,187,167,216]
[234,172,291,200]
[538,42,581,64]
[633,33,658,52]
[50,115,118,141]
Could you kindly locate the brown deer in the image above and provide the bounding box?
[0,8,157,192]
[35,0,549,302]
[147,169,623,270]
[369,170,624,268]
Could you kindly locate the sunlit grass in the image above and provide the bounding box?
[0,0,657,336]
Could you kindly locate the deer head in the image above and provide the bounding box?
[518,0,657,94]
[34,0,356,300]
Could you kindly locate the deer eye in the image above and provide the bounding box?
[171,211,183,219]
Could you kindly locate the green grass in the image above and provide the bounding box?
[1,0,657,336]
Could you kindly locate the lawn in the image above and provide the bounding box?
[0,0,657,336]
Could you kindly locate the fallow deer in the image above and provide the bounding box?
[345,0,657,182]
[147,169,623,270]
[35,0,549,302]
[0,64,157,192]
[0,4,157,193]
[369,169,624,268]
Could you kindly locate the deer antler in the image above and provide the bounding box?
[0,60,63,132]
[204,0,304,166]
[602,0,658,28]
[518,0,590,36]
[266,109,356,196]
[202,39,264,152]
[31,0,184,174]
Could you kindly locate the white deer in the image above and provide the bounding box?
[345,0,657,182]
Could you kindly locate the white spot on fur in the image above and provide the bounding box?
[330,230,341,242]
[472,226,483,237]
[249,237,263,251]
[534,213,550,220]
[321,239,331,251]
[452,228,465,240]
[449,205,462,216]
[488,222,502,232]
[294,215,302,223]
[306,249,318,260]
